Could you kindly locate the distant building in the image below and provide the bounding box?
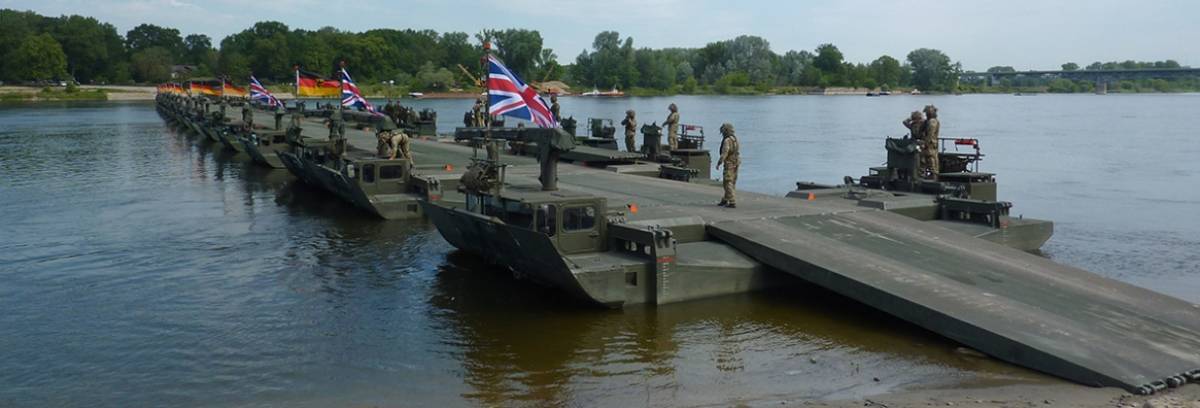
[170,65,198,79]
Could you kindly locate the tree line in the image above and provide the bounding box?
[1,8,1192,95]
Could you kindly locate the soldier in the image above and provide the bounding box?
[389,130,413,164]
[241,102,253,130]
[327,105,345,157]
[273,102,286,130]
[376,128,394,158]
[664,103,680,150]
[550,94,561,122]
[902,110,924,139]
[921,105,941,177]
[716,123,740,208]
[472,97,485,127]
[620,110,637,152]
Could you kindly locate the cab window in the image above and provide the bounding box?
[562,206,596,231]
[379,165,404,180]
[361,164,375,182]
[536,204,557,236]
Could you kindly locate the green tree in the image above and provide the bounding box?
[129,46,172,83]
[48,15,124,83]
[10,33,69,81]
[1061,62,1079,71]
[868,55,901,88]
[813,43,844,77]
[479,29,548,80]
[986,66,1015,73]
[125,24,183,58]
[907,48,958,92]
[183,34,214,66]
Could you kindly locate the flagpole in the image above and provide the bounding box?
[482,40,497,163]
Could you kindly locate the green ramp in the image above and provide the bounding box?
[708,210,1200,394]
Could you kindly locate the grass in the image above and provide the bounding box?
[0,86,109,101]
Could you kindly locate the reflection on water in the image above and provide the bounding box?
[0,97,1196,407]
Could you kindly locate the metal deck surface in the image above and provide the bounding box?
[707,211,1200,393]
[260,109,1200,392]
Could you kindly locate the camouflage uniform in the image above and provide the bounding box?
[717,123,740,208]
[664,103,680,150]
[274,104,286,130]
[376,130,394,158]
[472,98,485,127]
[902,111,924,140]
[241,104,253,129]
[550,95,561,122]
[390,131,412,163]
[328,107,346,157]
[921,105,940,178]
[620,110,637,152]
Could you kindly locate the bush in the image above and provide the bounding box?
[65,83,79,93]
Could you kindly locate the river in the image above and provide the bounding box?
[1,94,1197,407]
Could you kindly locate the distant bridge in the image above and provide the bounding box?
[959,68,1200,92]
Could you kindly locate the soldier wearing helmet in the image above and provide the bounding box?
[620,110,637,152]
[716,123,740,208]
[664,103,680,150]
[921,105,940,177]
[902,110,924,139]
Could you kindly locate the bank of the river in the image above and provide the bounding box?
[0,85,159,101]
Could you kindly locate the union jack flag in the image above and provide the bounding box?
[249,76,281,107]
[486,55,556,128]
[340,68,375,113]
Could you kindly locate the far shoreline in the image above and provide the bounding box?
[3,85,1196,103]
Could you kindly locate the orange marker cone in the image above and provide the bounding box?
[807,192,816,201]
[627,203,639,214]
[444,164,453,171]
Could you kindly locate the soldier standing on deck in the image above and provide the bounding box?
[902,110,924,139]
[273,102,286,130]
[716,123,741,208]
[921,105,941,178]
[241,102,253,130]
[550,94,561,122]
[472,97,485,127]
[327,105,345,157]
[620,110,637,152]
[664,103,680,150]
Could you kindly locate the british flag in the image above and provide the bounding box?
[249,76,281,107]
[486,55,557,128]
[340,68,375,113]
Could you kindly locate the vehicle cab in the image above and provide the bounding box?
[465,187,608,255]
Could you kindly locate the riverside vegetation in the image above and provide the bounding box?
[2,8,1197,97]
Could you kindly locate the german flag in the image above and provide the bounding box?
[189,79,222,96]
[222,79,248,97]
[295,69,340,97]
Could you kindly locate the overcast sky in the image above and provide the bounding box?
[5,0,1197,71]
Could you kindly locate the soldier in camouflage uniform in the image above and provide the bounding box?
[273,102,286,130]
[389,130,412,164]
[620,110,637,152]
[241,103,253,130]
[921,105,940,178]
[327,105,346,157]
[472,97,486,127]
[902,110,924,139]
[716,123,740,208]
[664,103,680,150]
[550,94,561,123]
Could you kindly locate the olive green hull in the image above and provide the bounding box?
[278,151,424,220]
[239,135,287,169]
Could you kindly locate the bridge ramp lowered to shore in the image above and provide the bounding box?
[707,210,1200,394]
